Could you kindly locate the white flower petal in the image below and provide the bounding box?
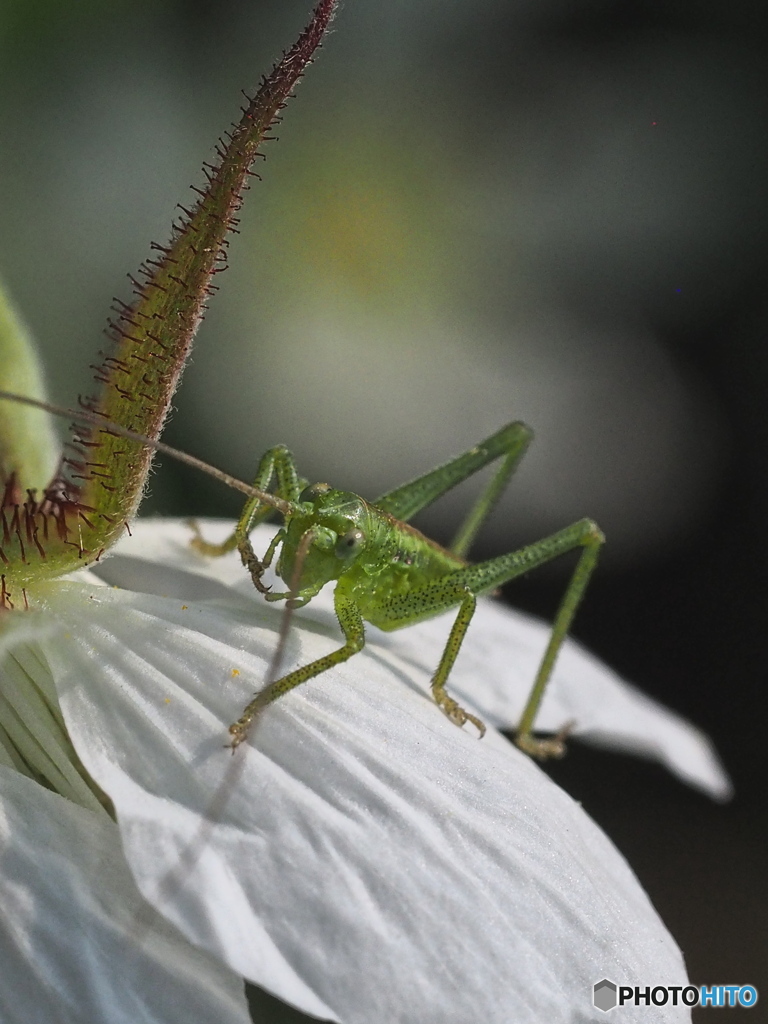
[103,518,732,799]
[0,766,250,1024]
[37,577,690,1023]
[0,626,106,810]
[382,600,733,801]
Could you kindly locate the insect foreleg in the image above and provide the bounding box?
[190,445,302,555]
[228,590,365,748]
[375,421,532,558]
[190,444,304,592]
[187,521,240,558]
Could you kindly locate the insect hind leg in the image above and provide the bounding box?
[512,521,604,759]
[461,518,604,758]
[375,421,532,559]
[449,422,532,559]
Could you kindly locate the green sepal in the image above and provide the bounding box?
[0,277,59,496]
[0,1,337,596]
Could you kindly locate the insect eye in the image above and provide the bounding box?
[335,528,365,558]
[300,482,331,503]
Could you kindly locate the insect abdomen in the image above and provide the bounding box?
[349,509,464,630]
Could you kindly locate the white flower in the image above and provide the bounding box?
[0,519,731,1023]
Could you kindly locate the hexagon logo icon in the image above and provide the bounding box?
[594,979,618,1012]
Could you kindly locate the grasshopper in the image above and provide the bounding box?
[0,390,604,758]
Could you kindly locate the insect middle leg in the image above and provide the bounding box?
[429,588,486,737]
[382,517,604,756]
[228,590,365,748]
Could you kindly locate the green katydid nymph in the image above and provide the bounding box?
[0,389,604,758]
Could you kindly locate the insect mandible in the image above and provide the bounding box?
[1,390,604,758]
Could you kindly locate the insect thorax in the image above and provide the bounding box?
[275,489,463,614]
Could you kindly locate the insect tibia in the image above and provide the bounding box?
[188,519,239,559]
[515,721,574,761]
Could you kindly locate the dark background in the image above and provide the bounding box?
[1,1,766,1019]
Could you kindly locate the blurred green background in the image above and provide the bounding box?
[1,0,766,1018]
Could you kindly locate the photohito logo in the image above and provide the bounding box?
[593,980,759,1011]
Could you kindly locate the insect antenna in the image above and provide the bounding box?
[0,389,299,516]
